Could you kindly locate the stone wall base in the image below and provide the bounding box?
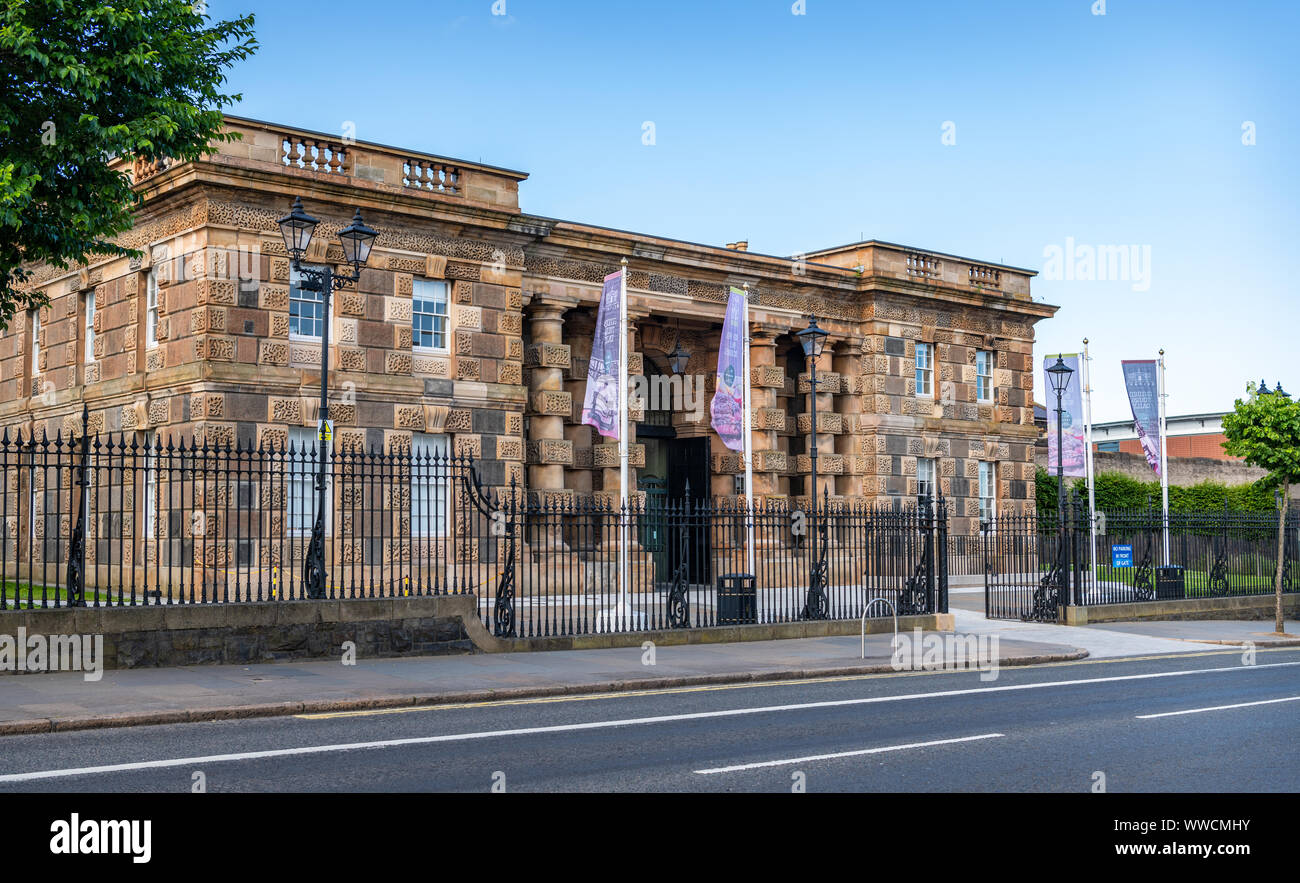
[0,596,480,671]
[1063,594,1298,625]
[1,597,956,669]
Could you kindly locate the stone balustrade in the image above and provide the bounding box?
[115,116,524,211]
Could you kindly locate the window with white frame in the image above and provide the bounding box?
[412,279,449,352]
[84,291,96,363]
[916,457,937,505]
[289,264,326,340]
[288,426,331,535]
[411,433,450,537]
[145,269,159,349]
[27,459,35,543]
[976,350,993,402]
[30,310,41,376]
[142,430,158,540]
[915,343,933,397]
[978,461,996,527]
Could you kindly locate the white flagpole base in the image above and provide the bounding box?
[595,601,646,634]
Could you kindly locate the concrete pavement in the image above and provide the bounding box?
[2,608,1294,737]
[950,609,1298,657]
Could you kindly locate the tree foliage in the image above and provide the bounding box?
[0,0,257,328]
[1223,382,1300,632]
[1221,383,1300,486]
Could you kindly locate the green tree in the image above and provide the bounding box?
[1222,382,1300,634]
[0,0,256,328]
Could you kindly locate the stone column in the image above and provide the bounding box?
[562,310,595,499]
[589,314,651,596]
[749,325,786,500]
[524,298,574,549]
[832,338,864,500]
[593,314,646,531]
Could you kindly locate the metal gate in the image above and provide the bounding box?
[983,511,1073,622]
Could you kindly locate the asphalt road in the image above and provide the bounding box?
[1,646,1297,793]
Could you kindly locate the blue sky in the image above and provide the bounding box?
[212,0,1297,422]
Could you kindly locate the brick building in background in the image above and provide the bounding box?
[3,116,1056,558]
[1091,413,1234,461]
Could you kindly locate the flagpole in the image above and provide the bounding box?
[1157,348,1170,566]
[742,283,755,576]
[1082,338,1097,585]
[618,257,629,620]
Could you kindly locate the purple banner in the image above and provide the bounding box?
[710,287,746,451]
[1044,354,1086,478]
[1122,359,1161,477]
[581,271,622,439]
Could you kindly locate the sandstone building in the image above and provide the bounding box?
[3,116,1056,557]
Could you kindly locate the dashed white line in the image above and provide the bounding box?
[1137,695,1300,719]
[694,733,1005,774]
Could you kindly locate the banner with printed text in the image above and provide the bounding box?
[581,271,623,439]
[1122,359,1162,477]
[1044,353,1086,478]
[710,287,747,451]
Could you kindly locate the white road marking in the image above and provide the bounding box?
[2,660,1297,783]
[1137,695,1300,719]
[694,733,1005,774]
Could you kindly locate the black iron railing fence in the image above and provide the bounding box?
[491,490,949,638]
[983,498,1298,621]
[1,418,950,639]
[0,415,498,610]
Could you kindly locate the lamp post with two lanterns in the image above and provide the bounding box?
[276,197,379,600]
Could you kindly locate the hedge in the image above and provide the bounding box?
[1035,467,1281,515]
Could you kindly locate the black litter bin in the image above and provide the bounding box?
[717,573,757,625]
[1155,565,1185,600]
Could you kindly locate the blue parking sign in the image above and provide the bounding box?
[1111,544,1133,568]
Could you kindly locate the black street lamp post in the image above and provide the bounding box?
[1046,355,1075,607]
[797,316,830,620]
[277,197,378,600]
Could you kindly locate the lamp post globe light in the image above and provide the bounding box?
[276,197,379,600]
[1046,355,1074,606]
[667,338,691,375]
[796,315,830,620]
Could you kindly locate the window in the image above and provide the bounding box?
[1097,441,1120,453]
[145,269,159,349]
[142,431,158,540]
[915,343,932,397]
[289,264,326,340]
[412,279,449,352]
[288,426,331,535]
[30,311,40,376]
[976,350,993,402]
[26,458,35,544]
[978,461,996,528]
[84,291,96,363]
[916,458,937,504]
[411,433,450,537]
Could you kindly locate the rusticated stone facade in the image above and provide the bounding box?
[4,115,1055,546]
